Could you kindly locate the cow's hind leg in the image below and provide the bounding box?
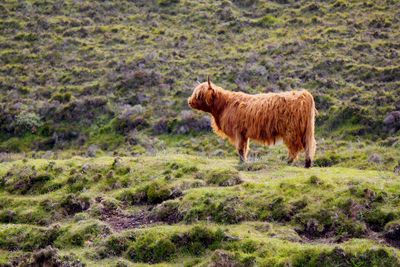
[287,149,299,165]
[304,137,316,168]
[236,135,249,162]
[284,139,300,165]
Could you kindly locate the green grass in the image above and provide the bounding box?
[0,151,399,265]
[0,0,399,152]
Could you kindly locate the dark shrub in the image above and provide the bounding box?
[117,70,161,90]
[384,221,400,241]
[364,209,396,231]
[174,111,211,134]
[157,0,180,6]
[0,210,16,223]
[232,0,258,8]
[153,118,170,134]
[115,116,148,134]
[52,92,72,103]
[53,96,110,123]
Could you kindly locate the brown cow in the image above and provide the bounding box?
[188,78,317,168]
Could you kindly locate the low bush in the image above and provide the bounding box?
[14,112,43,136]
[204,169,242,186]
[172,225,225,256]
[0,225,60,250]
[127,233,176,263]
[0,167,53,195]
[54,221,109,248]
[118,181,179,205]
[363,208,396,231]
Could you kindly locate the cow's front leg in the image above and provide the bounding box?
[236,135,249,163]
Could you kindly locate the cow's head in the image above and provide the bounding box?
[188,76,215,113]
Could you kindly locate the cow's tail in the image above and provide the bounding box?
[303,91,316,168]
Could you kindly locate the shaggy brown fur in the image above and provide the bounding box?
[188,78,317,168]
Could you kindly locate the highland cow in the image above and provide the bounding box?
[188,78,317,168]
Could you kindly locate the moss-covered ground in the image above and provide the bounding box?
[1,145,399,266]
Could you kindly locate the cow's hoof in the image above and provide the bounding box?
[305,159,311,168]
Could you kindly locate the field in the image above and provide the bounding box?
[1,0,400,266]
[1,149,400,266]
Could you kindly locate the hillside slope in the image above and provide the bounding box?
[1,0,400,153]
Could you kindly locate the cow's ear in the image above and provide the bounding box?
[207,76,214,92]
[205,76,214,105]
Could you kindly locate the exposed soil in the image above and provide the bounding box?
[385,238,400,249]
[298,228,400,249]
[100,205,155,232]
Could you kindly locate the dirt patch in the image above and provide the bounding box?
[383,222,400,248]
[385,238,400,249]
[97,196,182,231]
[298,227,400,249]
[9,246,84,267]
[151,201,183,224]
[100,205,155,232]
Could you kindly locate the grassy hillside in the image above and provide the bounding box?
[1,0,400,266]
[1,0,399,153]
[1,153,400,266]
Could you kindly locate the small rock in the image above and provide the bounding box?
[81,163,90,173]
[368,153,383,164]
[394,163,400,175]
[87,145,99,157]
[383,111,400,133]
[177,125,190,134]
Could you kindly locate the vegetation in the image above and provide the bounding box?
[0,154,399,265]
[0,0,399,152]
[0,0,399,266]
